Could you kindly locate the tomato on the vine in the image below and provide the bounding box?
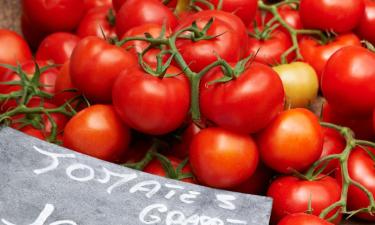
[299,0,365,33]
[200,62,284,134]
[63,104,131,162]
[53,61,81,106]
[373,109,375,133]
[112,65,190,135]
[268,175,342,224]
[356,0,375,45]
[277,213,334,225]
[171,123,201,159]
[258,108,324,174]
[189,127,259,188]
[83,0,112,11]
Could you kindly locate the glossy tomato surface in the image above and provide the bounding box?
[277,213,334,225]
[77,6,116,39]
[357,0,375,45]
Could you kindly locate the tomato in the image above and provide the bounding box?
[342,146,375,221]
[248,29,294,65]
[19,126,48,141]
[299,33,361,80]
[299,0,365,33]
[373,109,375,133]
[21,14,49,50]
[22,0,85,33]
[143,155,195,183]
[276,5,303,32]
[115,0,178,37]
[259,108,324,174]
[189,127,259,188]
[322,103,375,141]
[268,175,342,224]
[277,213,334,225]
[200,62,284,134]
[356,0,375,45]
[36,32,80,65]
[321,46,375,117]
[53,61,81,106]
[63,104,131,162]
[175,10,247,72]
[273,62,318,108]
[70,36,137,103]
[112,65,190,135]
[0,29,32,76]
[112,0,126,11]
[318,127,346,175]
[83,0,112,11]
[171,123,201,159]
[76,6,116,39]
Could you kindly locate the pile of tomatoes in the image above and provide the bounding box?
[1,0,375,224]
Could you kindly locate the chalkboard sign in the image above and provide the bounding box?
[0,127,272,225]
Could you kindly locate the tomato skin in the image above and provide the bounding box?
[299,34,361,80]
[268,176,342,224]
[356,0,375,45]
[299,0,364,33]
[322,46,375,117]
[189,127,259,188]
[36,32,80,65]
[259,108,324,174]
[115,0,178,37]
[63,105,131,162]
[53,61,81,106]
[277,213,334,225]
[0,29,32,76]
[171,123,201,159]
[112,0,126,11]
[373,110,375,133]
[70,37,137,103]
[83,0,112,11]
[22,0,85,33]
[112,66,190,135]
[76,6,116,39]
[273,62,319,108]
[200,63,284,134]
[21,15,49,51]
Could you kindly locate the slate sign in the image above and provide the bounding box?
[0,127,272,225]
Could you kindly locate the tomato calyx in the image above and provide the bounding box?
[362,40,375,53]
[152,153,194,180]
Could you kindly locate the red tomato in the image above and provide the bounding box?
[318,127,346,174]
[22,0,85,33]
[21,14,49,50]
[268,176,342,224]
[343,146,375,221]
[53,61,81,106]
[277,213,334,225]
[112,0,126,11]
[63,104,131,162]
[83,0,112,11]
[356,0,375,45]
[373,109,375,133]
[189,127,259,188]
[200,62,284,134]
[321,46,375,117]
[76,6,116,39]
[299,33,361,80]
[322,103,375,141]
[70,36,137,103]
[36,32,80,65]
[259,108,324,174]
[144,155,195,183]
[299,0,365,33]
[0,29,32,76]
[175,11,247,72]
[19,126,48,141]
[112,65,190,135]
[248,29,294,65]
[115,0,178,37]
[171,123,201,159]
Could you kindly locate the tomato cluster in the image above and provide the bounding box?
[1,0,375,224]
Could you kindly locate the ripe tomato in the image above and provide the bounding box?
[22,0,85,33]
[373,110,375,133]
[299,0,365,33]
[76,6,116,39]
[268,176,342,224]
[356,0,375,45]
[143,155,195,183]
[248,29,294,65]
[342,146,375,221]
[63,104,131,162]
[277,213,334,225]
[36,32,80,65]
[112,0,126,12]
[189,127,259,188]
[299,33,361,80]
[273,62,319,108]
[53,61,81,106]
[70,36,137,103]
[19,126,49,141]
[83,0,112,11]
[21,14,49,50]
[112,65,190,135]
[276,5,303,32]
[175,11,247,72]
[115,0,178,37]
[0,29,32,76]
[321,46,375,117]
[171,123,201,159]
[200,62,284,134]
[259,108,324,174]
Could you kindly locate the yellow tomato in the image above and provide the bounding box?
[273,62,319,108]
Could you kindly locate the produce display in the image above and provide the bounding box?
[0,0,375,224]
